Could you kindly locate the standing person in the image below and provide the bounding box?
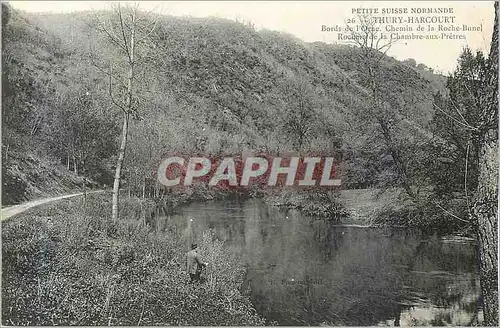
[186,243,207,283]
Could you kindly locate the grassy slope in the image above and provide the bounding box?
[1,8,98,206]
[24,10,445,138]
[339,188,404,224]
[1,193,265,325]
[1,143,87,206]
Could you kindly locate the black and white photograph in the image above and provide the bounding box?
[1,1,498,326]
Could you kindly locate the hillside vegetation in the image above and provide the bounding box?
[2,5,446,205]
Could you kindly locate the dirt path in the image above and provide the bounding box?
[1,190,103,221]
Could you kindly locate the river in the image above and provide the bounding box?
[157,198,482,326]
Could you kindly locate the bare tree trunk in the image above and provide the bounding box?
[352,26,415,200]
[142,177,146,199]
[377,117,416,199]
[111,5,136,221]
[474,3,498,325]
[82,165,87,216]
[112,112,130,221]
[73,155,77,175]
[475,133,498,325]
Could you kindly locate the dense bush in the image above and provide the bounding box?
[267,189,348,220]
[2,193,265,325]
[372,195,472,235]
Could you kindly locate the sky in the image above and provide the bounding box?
[8,1,496,74]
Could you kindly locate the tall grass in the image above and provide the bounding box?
[2,193,265,325]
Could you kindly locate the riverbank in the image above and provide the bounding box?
[145,186,470,236]
[266,189,349,219]
[1,193,265,326]
[152,185,349,221]
[339,188,474,236]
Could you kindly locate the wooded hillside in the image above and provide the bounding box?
[2,4,446,204]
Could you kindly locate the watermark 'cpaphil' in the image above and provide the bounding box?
[155,153,341,190]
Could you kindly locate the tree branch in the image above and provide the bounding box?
[116,3,132,63]
[92,10,128,54]
[433,103,479,131]
[108,66,127,113]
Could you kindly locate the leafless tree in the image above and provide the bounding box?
[346,14,397,91]
[92,3,159,221]
[344,15,417,198]
[282,77,317,151]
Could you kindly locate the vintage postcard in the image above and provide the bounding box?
[1,1,498,326]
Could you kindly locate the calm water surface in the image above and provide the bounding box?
[157,199,482,326]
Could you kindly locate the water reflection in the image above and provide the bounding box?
[161,198,481,326]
